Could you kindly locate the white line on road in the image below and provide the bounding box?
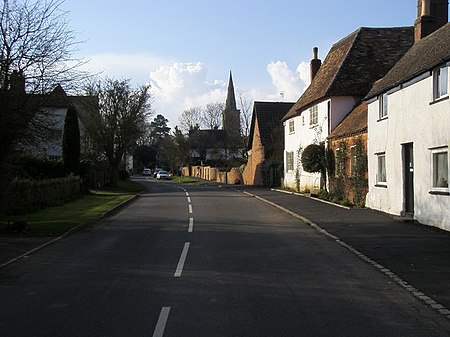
[185,191,189,197]
[174,242,190,277]
[187,197,191,203]
[152,307,171,337]
[188,204,193,214]
[188,218,194,233]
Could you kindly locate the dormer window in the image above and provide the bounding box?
[433,64,448,100]
[379,93,389,119]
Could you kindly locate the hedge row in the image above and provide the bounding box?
[1,176,81,216]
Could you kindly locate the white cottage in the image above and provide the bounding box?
[365,0,450,231]
[282,28,414,192]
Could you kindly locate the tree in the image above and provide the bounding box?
[301,143,328,191]
[202,102,223,129]
[0,0,86,173]
[62,105,80,175]
[149,114,170,146]
[84,78,151,186]
[237,90,252,140]
[179,106,203,133]
[0,0,86,93]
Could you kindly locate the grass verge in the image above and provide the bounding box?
[170,176,206,184]
[0,179,143,237]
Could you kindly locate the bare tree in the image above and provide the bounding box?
[0,0,87,172]
[0,0,87,93]
[84,78,152,186]
[236,90,252,139]
[179,106,203,133]
[202,102,223,129]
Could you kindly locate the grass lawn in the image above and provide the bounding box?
[0,179,144,237]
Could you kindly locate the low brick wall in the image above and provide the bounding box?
[182,166,242,184]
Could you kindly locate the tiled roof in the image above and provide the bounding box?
[249,101,294,150]
[328,101,367,140]
[366,23,450,99]
[283,27,414,121]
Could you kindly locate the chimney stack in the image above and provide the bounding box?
[9,70,25,94]
[414,0,448,42]
[310,47,321,82]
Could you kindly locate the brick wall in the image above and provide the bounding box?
[242,116,265,186]
[328,133,368,205]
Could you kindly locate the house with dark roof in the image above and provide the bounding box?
[282,28,414,192]
[242,101,294,186]
[327,101,368,205]
[365,0,450,231]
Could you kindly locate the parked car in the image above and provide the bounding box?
[156,170,170,180]
[153,168,162,178]
[142,168,151,176]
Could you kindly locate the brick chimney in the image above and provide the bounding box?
[414,0,448,42]
[310,47,321,82]
[9,70,25,94]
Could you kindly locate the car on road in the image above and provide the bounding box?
[156,170,170,180]
[153,168,162,178]
[142,168,151,176]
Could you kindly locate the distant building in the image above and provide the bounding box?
[189,72,243,163]
[243,101,294,186]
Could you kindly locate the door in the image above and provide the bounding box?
[403,143,414,214]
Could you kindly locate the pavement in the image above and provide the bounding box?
[1,183,450,320]
[239,186,450,320]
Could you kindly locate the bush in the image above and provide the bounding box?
[1,176,81,216]
[301,144,325,173]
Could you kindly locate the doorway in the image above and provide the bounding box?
[403,143,414,215]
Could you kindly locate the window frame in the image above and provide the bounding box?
[376,153,387,186]
[431,147,449,193]
[379,93,389,120]
[350,145,357,177]
[288,120,295,134]
[433,64,449,101]
[309,105,318,126]
[286,151,294,172]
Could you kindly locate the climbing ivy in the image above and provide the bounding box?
[349,136,368,207]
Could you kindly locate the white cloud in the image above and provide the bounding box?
[149,62,227,127]
[82,52,171,84]
[266,60,309,101]
[81,52,311,128]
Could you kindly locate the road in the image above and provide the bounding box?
[0,177,449,336]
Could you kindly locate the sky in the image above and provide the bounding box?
[62,0,417,128]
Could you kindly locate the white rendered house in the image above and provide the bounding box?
[365,2,450,231]
[282,28,413,192]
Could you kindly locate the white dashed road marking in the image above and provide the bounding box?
[152,307,171,337]
[174,242,190,277]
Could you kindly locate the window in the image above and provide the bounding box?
[434,64,448,100]
[309,105,318,126]
[379,93,389,119]
[377,153,387,185]
[432,148,448,191]
[289,120,295,134]
[350,146,357,176]
[286,151,294,171]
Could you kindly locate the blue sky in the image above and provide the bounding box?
[62,0,418,127]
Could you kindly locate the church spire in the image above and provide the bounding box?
[225,71,237,111]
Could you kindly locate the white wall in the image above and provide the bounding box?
[366,73,450,231]
[283,96,356,191]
